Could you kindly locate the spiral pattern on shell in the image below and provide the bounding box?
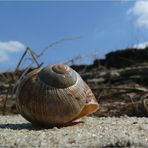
[16,64,99,126]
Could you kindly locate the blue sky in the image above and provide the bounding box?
[0,1,148,72]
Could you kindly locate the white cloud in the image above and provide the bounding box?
[0,40,25,52]
[0,50,9,62]
[128,1,148,28]
[133,41,148,49]
[0,40,25,63]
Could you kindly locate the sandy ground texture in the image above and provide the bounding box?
[0,115,148,147]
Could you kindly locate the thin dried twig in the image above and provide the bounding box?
[37,36,82,58]
[64,51,98,66]
[2,37,81,114]
[27,47,40,67]
[2,47,41,115]
[15,48,28,71]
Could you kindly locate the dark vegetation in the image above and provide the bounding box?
[0,47,148,117]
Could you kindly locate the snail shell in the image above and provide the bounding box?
[16,64,99,126]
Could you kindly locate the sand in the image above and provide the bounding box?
[0,115,148,147]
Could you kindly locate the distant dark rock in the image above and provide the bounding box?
[105,47,148,68]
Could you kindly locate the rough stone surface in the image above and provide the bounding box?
[0,115,148,147]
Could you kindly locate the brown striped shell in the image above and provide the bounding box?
[16,64,99,126]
